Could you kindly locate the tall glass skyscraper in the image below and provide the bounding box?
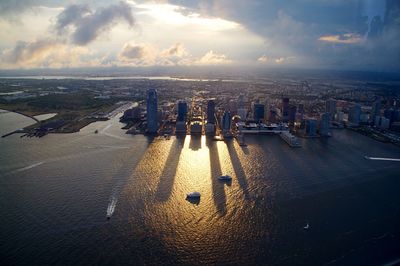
[207,100,216,124]
[253,103,265,122]
[282,98,289,122]
[146,89,158,133]
[177,101,188,122]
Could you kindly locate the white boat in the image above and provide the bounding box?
[218,175,232,181]
[280,131,301,147]
[186,191,201,198]
[303,223,310,230]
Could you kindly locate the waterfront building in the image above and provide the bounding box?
[237,108,247,121]
[348,104,361,126]
[371,98,381,124]
[298,104,304,121]
[238,93,245,109]
[282,97,289,122]
[288,105,297,124]
[146,89,158,133]
[177,101,188,122]
[222,111,232,134]
[319,112,331,136]
[207,100,216,124]
[253,103,265,123]
[325,99,337,121]
[305,118,318,137]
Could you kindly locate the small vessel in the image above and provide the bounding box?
[94,129,98,134]
[186,191,201,198]
[364,155,370,160]
[218,175,232,181]
[303,223,310,230]
[106,215,111,220]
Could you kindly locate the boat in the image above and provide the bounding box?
[186,191,201,198]
[218,175,232,181]
[94,129,98,134]
[280,131,301,147]
[303,223,310,230]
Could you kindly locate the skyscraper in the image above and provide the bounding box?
[305,119,318,137]
[222,111,231,133]
[207,100,216,124]
[288,105,297,124]
[371,98,381,124]
[282,97,289,122]
[177,101,188,122]
[319,112,331,136]
[348,104,361,126]
[325,99,337,121]
[146,88,158,133]
[253,103,265,122]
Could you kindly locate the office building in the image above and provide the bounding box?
[348,104,361,126]
[207,100,216,124]
[288,105,297,124]
[371,98,381,124]
[222,111,231,133]
[305,119,318,137]
[325,99,337,120]
[177,101,188,122]
[253,103,265,122]
[319,112,331,136]
[282,98,290,122]
[146,89,158,133]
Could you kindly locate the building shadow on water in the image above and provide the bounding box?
[155,135,186,202]
[206,137,227,215]
[189,135,202,150]
[225,139,251,200]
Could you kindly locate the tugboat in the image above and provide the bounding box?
[218,175,232,181]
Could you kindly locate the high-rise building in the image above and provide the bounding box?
[237,108,247,121]
[207,100,216,124]
[297,104,304,121]
[222,111,231,133]
[305,119,318,137]
[348,104,361,126]
[319,112,331,136]
[253,103,265,122]
[325,99,337,120]
[146,88,158,133]
[282,98,289,122]
[371,98,381,124]
[288,105,297,124]
[177,101,188,122]
[238,93,245,109]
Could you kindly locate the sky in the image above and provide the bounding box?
[0,0,399,72]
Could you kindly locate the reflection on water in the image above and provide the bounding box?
[1,112,400,265]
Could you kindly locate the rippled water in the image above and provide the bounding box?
[1,111,400,265]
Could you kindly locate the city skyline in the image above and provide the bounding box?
[0,0,399,72]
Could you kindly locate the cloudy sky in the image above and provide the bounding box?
[0,0,399,71]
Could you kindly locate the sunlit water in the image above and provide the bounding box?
[1,110,400,265]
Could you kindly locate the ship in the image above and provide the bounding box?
[279,131,301,147]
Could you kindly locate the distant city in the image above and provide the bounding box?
[1,74,400,146]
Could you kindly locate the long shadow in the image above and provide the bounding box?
[189,135,201,151]
[206,137,227,215]
[155,135,185,202]
[225,139,251,200]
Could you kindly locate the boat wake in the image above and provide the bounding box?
[365,156,400,162]
[15,161,44,172]
[106,196,118,219]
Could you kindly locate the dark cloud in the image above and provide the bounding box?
[169,0,400,70]
[55,1,134,45]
